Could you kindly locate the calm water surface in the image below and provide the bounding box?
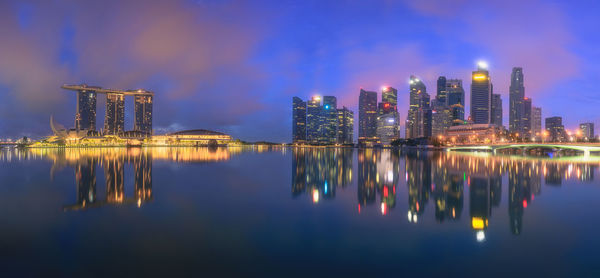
[1,147,599,277]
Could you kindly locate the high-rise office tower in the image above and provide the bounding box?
[491,93,502,127]
[306,96,322,143]
[470,63,492,124]
[292,97,307,143]
[522,98,532,139]
[437,76,448,104]
[446,79,465,125]
[580,123,595,140]
[337,107,354,144]
[381,86,398,111]
[407,75,431,138]
[545,116,565,142]
[134,95,153,135]
[432,107,452,138]
[75,88,98,131]
[320,96,338,144]
[532,107,542,139]
[358,89,378,143]
[377,113,398,145]
[104,93,125,135]
[377,86,399,142]
[509,67,525,134]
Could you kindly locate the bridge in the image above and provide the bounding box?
[446,143,600,158]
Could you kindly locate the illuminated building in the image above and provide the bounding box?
[104,93,125,135]
[377,86,399,143]
[522,97,532,139]
[75,85,98,131]
[292,97,307,143]
[63,84,154,136]
[406,75,431,139]
[134,95,153,135]
[337,107,354,144]
[320,96,338,144]
[432,106,451,138]
[509,67,525,134]
[446,79,465,125]
[580,122,595,141]
[491,93,502,127]
[437,76,447,104]
[306,96,322,143]
[358,89,378,145]
[381,86,398,113]
[153,129,233,146]
[377,113,399,145]
[470,63,492,124]
[445,124,502,143]
[545,116,565,142]
[532,107,542,139]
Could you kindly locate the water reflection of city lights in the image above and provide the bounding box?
[476,231,486,242]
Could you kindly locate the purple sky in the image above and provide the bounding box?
[1,0,599,142]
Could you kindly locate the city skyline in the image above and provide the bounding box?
[1,0,600,142]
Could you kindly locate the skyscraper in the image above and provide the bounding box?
[532,107,542,139]
[436,76,447,104]
[358,89,378,144]
[104,93,125,135]
[337,107,354,144]
[320,96,338,144]
[509,67,525,134]
[446,79,465,125]
[377,113,398,145]
[522,97,532,139]
[377,86,399,143]
[407,75,431,138]
[75,88,98,131]
[381,86,398,110]
[306,96,322,143]
[134,95,153,135]
[470,63,492,124]
[545,116,565,142]
[580,123,595,140]
[491,93,502,127]
[292,97,307,143]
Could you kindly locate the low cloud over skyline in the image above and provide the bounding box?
[0,0,598,141]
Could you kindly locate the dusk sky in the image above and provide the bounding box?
[1,0,599,142]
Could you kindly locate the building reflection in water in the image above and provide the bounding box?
[289,149,599,241]
[15,147,235,211]
[292,148,353,203]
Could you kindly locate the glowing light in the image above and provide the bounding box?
[381,203,387,215]
[387,170,393,182]
[477,60,488,69]
[476,231,486,242]
[523,200,528,208]
[312,189,319,203]
[472,217,485,229]
[324,105,330,110]
[473,74,487,80]
[387,118,395,123]
[408,211,412,222]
